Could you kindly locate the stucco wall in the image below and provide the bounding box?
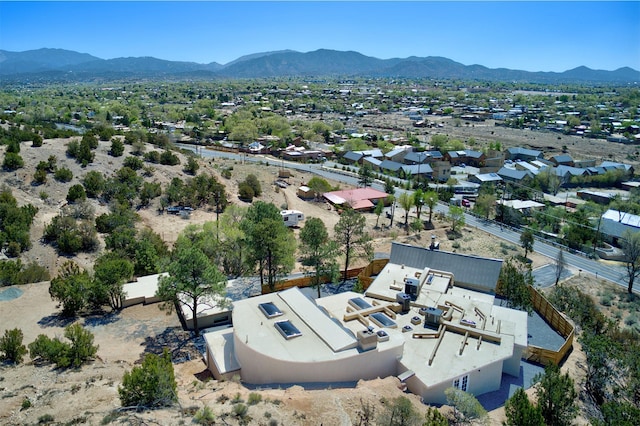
[405,360,504,405]
[234,333,403,385]
[503,345,525,377]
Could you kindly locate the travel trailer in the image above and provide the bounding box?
[280,210,305,227]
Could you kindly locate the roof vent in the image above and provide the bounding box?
[357,329,378,352]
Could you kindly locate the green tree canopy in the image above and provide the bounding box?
[119,349,177,408]
[334,209,372,282]
[520,230,534,259]
[299,217,339,298]
[156,236,227,336]
[503,387,544,426]
[533,363,578,426]
[497,257,534,314]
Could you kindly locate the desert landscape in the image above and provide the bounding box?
[0,118,635,425]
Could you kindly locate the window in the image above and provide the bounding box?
[274,320,302,340]
[258,302,283,319]
[453,375,469,392]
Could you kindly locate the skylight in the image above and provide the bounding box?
[274,320,302,340]
[259,302,283,319]
[370,312,397,328]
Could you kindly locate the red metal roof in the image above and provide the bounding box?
[323,188,388,209]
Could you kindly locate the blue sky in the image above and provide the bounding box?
[1,1,639,72]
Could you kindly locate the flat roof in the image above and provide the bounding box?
[179,293,231,322]
[203,328,241,375]
[232,288,404,363]
[122,273,168,305]
[364,261,526,387]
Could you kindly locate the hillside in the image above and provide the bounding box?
[1,48,638,83]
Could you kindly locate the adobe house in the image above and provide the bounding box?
[203,243,528,405]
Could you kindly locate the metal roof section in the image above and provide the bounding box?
[498,166,533,181]
[602,209,640,227]
[387,242,503,293]
[323,188,389,208]
[379,159,404,171]
[601,209,640,239]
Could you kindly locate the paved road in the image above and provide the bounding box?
[181,144,634,293]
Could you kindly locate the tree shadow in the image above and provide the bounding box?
[194,368,213,382]
[138,326,200,365]
[445,229,462,240]
[37,314,76,328]
[83,311,121,327]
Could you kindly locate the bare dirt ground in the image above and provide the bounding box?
[0,131,627,424]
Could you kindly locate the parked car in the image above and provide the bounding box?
[167,206,194,214]
[461,199,471,207]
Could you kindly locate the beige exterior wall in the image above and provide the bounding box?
[503,345,526,377]
[234,333,403,385]
[206,345,240,381]
[405,360,503,405]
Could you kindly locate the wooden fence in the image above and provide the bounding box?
[261,258,389,294]
[356,258,390,290]
[524,286,575,366]
[261,266,367,294]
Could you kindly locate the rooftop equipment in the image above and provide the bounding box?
[404,278,420,299]
[423,307,444,330]
[396,292,411,313]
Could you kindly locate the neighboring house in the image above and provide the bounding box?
[244,141,267,154]
[358,149,384,159]
[343,149,384,165]
[343,151,365,164]
[431,161,452,183]
[362,156,382,170]
[599,209,640,243]
[549,154,574,167]
[607,134,630,143]
[385,147,412,162]
[496,199,545,215]
[400,163,433,180]
[574,159,597,168]
[281,149,323,162]
[497,167,533,183]
[203,242,527,405]
[505,147,543,162]
[469,172,503,185]
[554,165,588,182]
[513,160,541,175]
[379,159,404,176]
[444,150,486,167]
[599,161,635,176]
[577,190,617,205]
[404,150,443,165]
[481,153,506,173]
[323,188,390,211]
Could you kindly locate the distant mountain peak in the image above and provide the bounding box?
[1,47,638,84]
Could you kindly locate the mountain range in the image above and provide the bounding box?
[1,48,638,84]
